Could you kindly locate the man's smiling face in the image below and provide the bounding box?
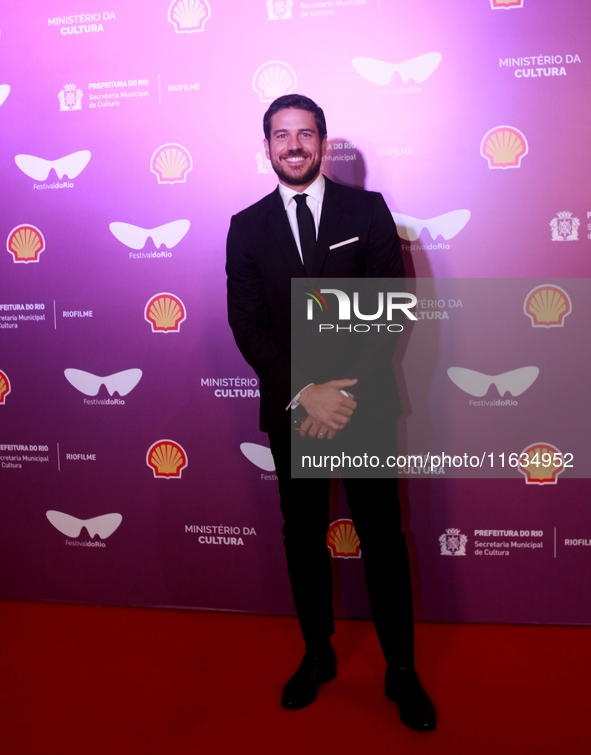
[264,108,327,191]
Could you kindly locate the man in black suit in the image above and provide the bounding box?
[226,94,436,731]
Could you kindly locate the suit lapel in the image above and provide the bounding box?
[267,188,306,278]
[313,177,343,277]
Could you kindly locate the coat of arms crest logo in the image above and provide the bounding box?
[266,0,293,20]
[255,150,273,174]
[439,528,468,556]
[58,84,83,111]
[550,211,580,241]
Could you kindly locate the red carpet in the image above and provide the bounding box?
[0,601,589,754]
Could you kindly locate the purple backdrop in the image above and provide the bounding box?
[1,0,590,624]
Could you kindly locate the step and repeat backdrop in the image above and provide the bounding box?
[1,0,590,624]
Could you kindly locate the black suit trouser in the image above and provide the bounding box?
[268,430,415,668]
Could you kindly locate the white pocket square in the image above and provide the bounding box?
[329,236,359,250]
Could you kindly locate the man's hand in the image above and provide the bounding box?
[298,379,358,439]
[299,417,338,441]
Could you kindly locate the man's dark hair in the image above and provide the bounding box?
[263,94,327,142]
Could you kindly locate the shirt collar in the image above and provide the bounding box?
[278,172,325,210]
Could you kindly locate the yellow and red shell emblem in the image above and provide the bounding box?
[150,143,193,184]
[6,224,45,263]
[0,370,11,404]
[168,0,211,33]
[145,293,186,332]
[147,439,188,478]
[524,285,571,328]
[327,519,361,558]
[519,443,564,485]
[480,126,528,169]
[490,0,523,9]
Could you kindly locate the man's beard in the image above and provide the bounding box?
[270,150,322,187]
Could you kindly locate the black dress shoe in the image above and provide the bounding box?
[281,648,337,709]
[385,667,437,732]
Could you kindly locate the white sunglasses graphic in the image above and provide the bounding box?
[352,52,442,85]
[0,84,10,107]
[64,368,142,397]
[46,511,122,539]
[109,220,191,250]
[392,210,471,242]
[447,366,540,397]
[14,150,91,180]
[240,442,276,472]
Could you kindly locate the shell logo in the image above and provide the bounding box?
[480,126,528,169]
[327,519,361,559]
[524,285,571,328]
[519,443,564,485]
[147,440,188,478]
[490,0,523,8]
[252,61,297,103]
[150,143,193,184]
[6,225,45,263]
[168,0,211,33]
[145,293,186,333]
[0,370,11,404]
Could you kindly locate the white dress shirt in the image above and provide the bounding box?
[278,173,325,262]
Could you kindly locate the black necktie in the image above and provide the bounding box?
[294,193,316,275]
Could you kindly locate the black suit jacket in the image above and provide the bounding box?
[226,176,404,433]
